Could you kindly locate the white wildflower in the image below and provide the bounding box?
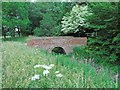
[56,73,63,78]
[43,69,49,76]
[34,64,42,68]
[55,71,60,74]
[31,74,40,80]
[42,65,52,70]
[49,64,54,67]
[34,64,54,69]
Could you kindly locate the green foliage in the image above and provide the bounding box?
[61,4,91,34]
[73,46,89,60]
[29,2,72,36]
[52,25,63,36]
[33,27,44,36]
[87,2,118,31]
[2,2,30,37]
[2,2,73,37]
[86,2,120,62]
[72,46,119,74]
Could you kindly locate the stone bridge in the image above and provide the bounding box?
[27,37,87,54]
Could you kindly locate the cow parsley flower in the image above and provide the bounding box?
[56,73,63,78]
[49,64,54,67]
[43,69,49,76]
[31,74,40,80]
[42,64,54,70]
[42,65,52,70]
[34,64,54,69]
[34,64,42,68]
[55,71,60,74]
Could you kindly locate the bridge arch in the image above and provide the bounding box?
[51,47,66,54]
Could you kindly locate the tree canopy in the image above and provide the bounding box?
[86,2,119,62]
[61,4,91,34]
[2,2,30,37]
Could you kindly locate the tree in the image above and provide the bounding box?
[28,2,73,36]
[61,4,92,35]
[27,2,43,35]
[86,2,119,62]
[2,2,30,37]
[39,3,64,36]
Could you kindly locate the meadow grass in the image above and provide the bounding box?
[2,36,28,43]
[2,41,118,88]
[72,46,119,74]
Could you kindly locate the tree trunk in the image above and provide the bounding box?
[18,29,21,37]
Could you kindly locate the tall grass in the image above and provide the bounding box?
[2,37,28,43]
[72,46,119,73]
[2,41,118,88]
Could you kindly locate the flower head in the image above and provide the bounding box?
[49,64,54,67]
[42,65,52,70]
[43,69,49,76]
[34,64,54,70]
[31,74,40,80]
[34,64,42,68]
[56,73,63,78]
[55,71,60,74]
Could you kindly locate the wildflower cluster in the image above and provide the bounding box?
[31,74,40,80]
[55,71,63,78]
[31,64,63,80]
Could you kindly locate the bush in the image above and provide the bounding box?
[52,25,63,36]
[72,46,92,62]
[72,46,106,63]
[33,27,44,36]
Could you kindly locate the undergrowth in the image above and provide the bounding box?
[2,41,118,88]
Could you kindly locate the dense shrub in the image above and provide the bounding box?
[33,27,44,36]
[86,2,120,63]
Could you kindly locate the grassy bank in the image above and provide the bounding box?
[72,46,119,74]
[2,37,28,43]
[2,41,118,88]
